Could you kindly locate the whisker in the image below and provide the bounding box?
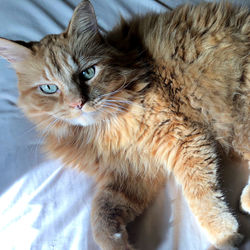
[32,118,59,164]
[103,100,130,110]
[97,75,130,99]
[103,98,146,111]
[104,99,132,104]
[18,115,57,139]
[103,100,128,108]
[101,103,127,113]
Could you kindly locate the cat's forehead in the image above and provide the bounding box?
[40,34,67,48]
[35,34,79,79]
[37,33,102,74]
[39,34,71,59]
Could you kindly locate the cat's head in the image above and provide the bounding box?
[0,0,151,134]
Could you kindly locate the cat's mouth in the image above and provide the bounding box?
[66,97,128,127]
[68,111,98,126]
[64,105,106,127]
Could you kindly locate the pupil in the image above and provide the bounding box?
[87,68,92,76]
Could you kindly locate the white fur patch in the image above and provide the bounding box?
[240,184,250,214]
[69,112,97,126]
[113,233,122,240]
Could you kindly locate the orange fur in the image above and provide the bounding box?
[0,1,249,249]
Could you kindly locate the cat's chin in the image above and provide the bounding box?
[67,115,97,127]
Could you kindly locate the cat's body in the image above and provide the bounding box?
[0,1,249,249]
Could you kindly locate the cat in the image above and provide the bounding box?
[0,0,249,249]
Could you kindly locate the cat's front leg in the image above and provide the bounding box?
[169,133,243,249]
[91,188,136,250]
[91,174,165,250]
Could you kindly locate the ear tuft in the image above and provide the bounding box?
[67,0,98,38]
[0,38,32,63]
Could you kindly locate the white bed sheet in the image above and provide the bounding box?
[0,0,249,249]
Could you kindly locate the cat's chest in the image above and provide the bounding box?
[97,101,180,152]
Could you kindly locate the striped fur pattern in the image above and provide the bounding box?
[0,1,249,249]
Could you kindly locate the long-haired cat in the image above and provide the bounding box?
[0,1,249,249]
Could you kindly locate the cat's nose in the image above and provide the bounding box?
[69,99,85,110]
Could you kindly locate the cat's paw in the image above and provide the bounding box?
[240,184,250,215]
[93,224,136,250]
[213,232,243,250]
[100,235,135,250]
[109,232,135,250]
[206,214,243,250]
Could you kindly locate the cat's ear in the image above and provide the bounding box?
[66,0,99,38]
[0,38,32,63]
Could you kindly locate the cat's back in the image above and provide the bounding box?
[138,2,250,151]
[107,2,249,152]
[140,1,249,62]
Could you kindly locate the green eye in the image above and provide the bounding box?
[39,84,58,94]
[81,66,95,81]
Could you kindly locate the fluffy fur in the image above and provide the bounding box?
[0,1,249,249]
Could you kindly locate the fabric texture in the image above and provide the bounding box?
[0,0,249,249]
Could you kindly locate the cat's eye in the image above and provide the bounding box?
[81,66,96,81]
[39,84,58,94]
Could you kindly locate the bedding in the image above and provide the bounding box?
[0,0,249,249]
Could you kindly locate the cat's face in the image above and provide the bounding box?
[16,33,133,128]
[0,0,150,130]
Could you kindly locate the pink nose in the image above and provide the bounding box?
[69,99,84,110]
